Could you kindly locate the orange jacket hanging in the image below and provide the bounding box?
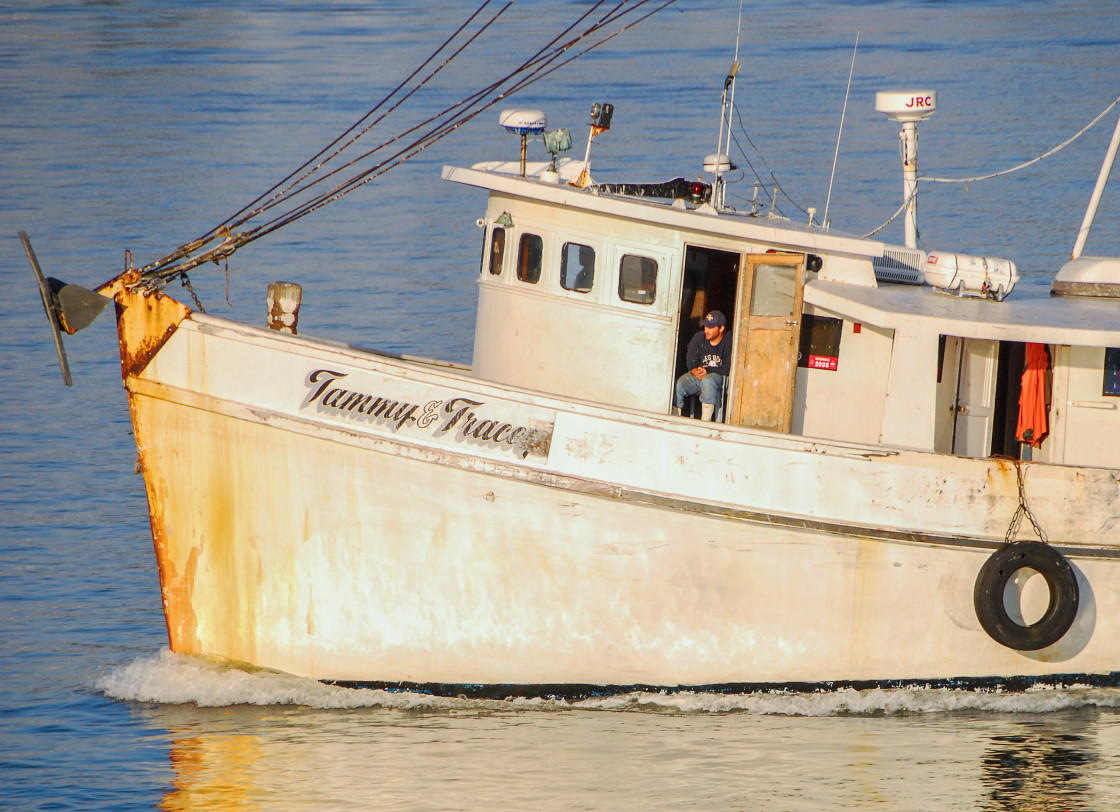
[1016,343,1050,447]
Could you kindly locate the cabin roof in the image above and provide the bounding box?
[807,280,1120,346]
[446,161,1120,347]
[443,162,888,260]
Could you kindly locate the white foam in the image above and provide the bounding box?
[577,685,1120,715]
[96,649,1120,715]
[97,649,434,710]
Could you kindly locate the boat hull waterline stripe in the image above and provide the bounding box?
[326,670,1120,700]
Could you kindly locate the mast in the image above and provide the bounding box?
[875,90,938,249]
[708,0,745,209]
[1071,107,1120,259]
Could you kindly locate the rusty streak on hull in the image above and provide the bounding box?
[112,285,195,651]
[112,285,192,381]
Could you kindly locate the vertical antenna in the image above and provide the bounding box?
[823,29,860,230]
[722,0,745,158]
[711,0,745,208]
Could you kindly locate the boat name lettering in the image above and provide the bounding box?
[302,369,551,458]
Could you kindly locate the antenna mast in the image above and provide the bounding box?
[876,90,938,248]
[709,0,744,209]
[824,29,860,230]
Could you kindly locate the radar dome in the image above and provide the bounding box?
[875,90,938,121]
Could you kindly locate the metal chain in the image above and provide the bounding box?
[1004,459,1049,544]
[180,273,206,313]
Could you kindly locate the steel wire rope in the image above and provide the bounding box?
[251,0,667,238]
[224,1,514,229]
[728,101,809,218]
[918,92,1120,184]
[140,3,627,281]
[139,0,676,285]
[139,0,635,280]
[162,0,672,279]
[227,0,645,236]
[861,184,918,239]
[243,0,620,228]
[138,0,508,276]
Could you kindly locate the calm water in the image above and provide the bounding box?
[4,1,1120,809]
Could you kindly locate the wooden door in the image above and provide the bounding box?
[727,253,805,432]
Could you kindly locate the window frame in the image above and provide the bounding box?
[487,226,507,276]
[560,241,596,293]
[617,252,659,305]
[516,232,544,284]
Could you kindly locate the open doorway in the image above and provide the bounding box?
[947,338,1046,459]
[990,341,1027,458]
[674,245,740,392]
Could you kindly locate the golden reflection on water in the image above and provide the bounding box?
[161,733,263,812]
[139,702,1120,811]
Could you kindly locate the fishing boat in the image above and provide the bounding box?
[23,5,1120,696]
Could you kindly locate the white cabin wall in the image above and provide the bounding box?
[474,287,676,410]
[879,326,941,451]
[792,310,892,445]
[1049,345,1120,469]
[472,195,681,412]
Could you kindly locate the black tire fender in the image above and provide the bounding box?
[973,541,1079,651]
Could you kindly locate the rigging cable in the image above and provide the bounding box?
[252,0,663,236]
[135,0,677,287]
[919,92,1120,184]
[859,92,1120,240]
[227,1,516,231]
[727,102,809,217]
[137,0,512,276]
[140,0,508,275]
[861,184,919,239]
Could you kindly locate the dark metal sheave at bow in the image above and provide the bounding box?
[20,230,112,386]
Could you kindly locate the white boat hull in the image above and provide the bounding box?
[120,290,1120,691]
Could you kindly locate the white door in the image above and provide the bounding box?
[953,339,999,457]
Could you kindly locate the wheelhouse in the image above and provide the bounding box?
[446,162,1120,469]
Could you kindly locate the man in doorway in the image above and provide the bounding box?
[673,310,731,421]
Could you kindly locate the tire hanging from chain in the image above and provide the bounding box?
[973,460,1079,651]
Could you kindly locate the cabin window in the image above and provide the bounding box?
[1105,348,1120,396]
[618,254,658,304]
[749,263,797,316]
[560,242,595,292]
[488,227,506,276]
[797,314,842,370]
[517,233,543,284]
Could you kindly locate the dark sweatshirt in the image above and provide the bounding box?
[684,330,731,376]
